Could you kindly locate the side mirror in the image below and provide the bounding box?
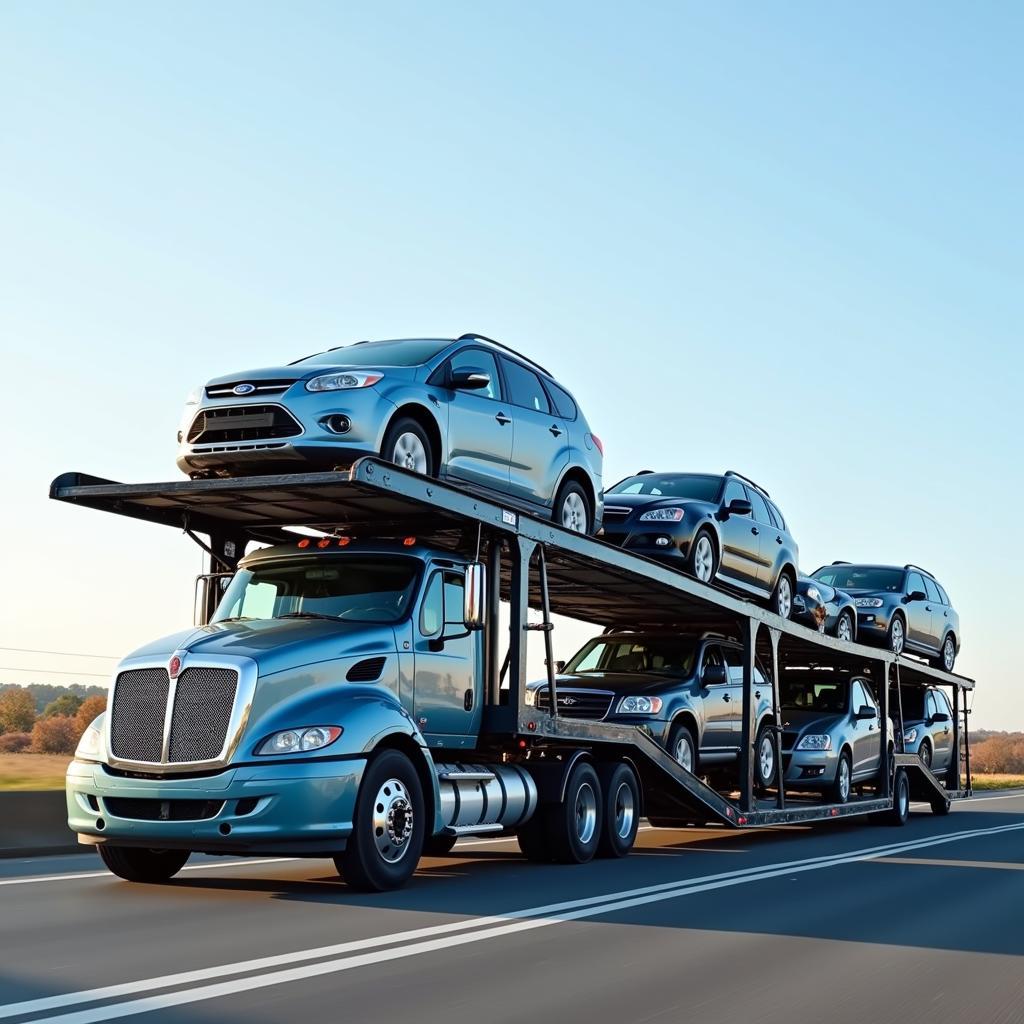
[930,711,950,724]
[722,498,752,518]
[906,590,927,602]
[450,368,492,391]
[703,663,728,686]
[464,562,486,630]
[555,660,566,674]
[855,705,877,720]
[193,572,234,626]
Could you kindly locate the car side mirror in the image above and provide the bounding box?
[703,663,728,686]
[855,705,877,720]
[450,368,492,391]
[906,590,927,602]
[555,660,566,673]
[930,711,950,724]
[722,498,752,518]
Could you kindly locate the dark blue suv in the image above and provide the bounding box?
[809,563,960,672]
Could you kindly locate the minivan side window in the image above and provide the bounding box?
[500,358,551,413]
[923,577,941,603]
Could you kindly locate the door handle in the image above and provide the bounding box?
[464,689,474,711]
[495,412,511,425]
[776,536,782,544]
[722,693,731,702]
[754,691,761,699]
[925,605,932,612]
[549,424,563,437]
[751,527,759,536]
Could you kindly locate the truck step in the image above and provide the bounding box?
[441,823,506,837]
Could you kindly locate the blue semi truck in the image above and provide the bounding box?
[54,460,974,891]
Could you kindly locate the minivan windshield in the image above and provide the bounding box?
[811,566,904,592]
[606,474,722,502]
[213,556,421,625]
[297,338,452,367]
[564,636,698,676]
[781,676,849,712]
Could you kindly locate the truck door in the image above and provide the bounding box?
[413,569,481,746]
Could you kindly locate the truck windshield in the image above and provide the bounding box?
[296,338,452,367]
[781,677,849,712]
[564,637,697,675]
[811,566,904,592]
[213,556,421,625]
[606,474,722,502]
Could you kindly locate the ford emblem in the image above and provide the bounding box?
[233,383,256,395]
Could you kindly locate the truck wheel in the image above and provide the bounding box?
[887,769,911,825]
[336,749,425,891]
[422,833,459,857]
[596,763,640,858]
[546,761,602,863]
[98,845,190,883]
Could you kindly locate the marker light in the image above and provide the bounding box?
[298,539,311,549]
[403,537,416,547]
[337,537,351,546]
[317,538,331,548]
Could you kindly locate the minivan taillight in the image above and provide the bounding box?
[590,433,604,455]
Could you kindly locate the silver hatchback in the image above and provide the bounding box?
[177,335,604,533]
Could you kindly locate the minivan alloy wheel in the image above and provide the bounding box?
[560,491,587,533]
[890,616,905,655]
[692,534,715,582]
[942,636,955,672]
[392,432,429,474]
[774,575,793,619]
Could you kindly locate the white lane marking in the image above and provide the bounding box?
[8,820,1024,1024]
[0,858,297,888]
[961,791,1024,803]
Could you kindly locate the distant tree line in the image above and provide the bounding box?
[0,682,107,714]
[0,684,108,755]
[970,732,1024,775]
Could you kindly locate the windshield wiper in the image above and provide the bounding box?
[277,612,343,621]
[215,616,255,623]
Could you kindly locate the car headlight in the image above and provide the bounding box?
[525,688,537,707]
[75,714,105,760]
[903,728,918,744]
[184,385,203,406]
[855,598,884,608]
[805,586,821,602]
[617,695,663,714]
[638,508,684,523]
[255,726,343,755]
[306,371,383,392]
[796,734,832,751]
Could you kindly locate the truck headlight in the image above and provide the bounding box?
[75,714,105,761]
[306,371,383,392]
[617,695,663,714]
[639,508,684,523]
[855,598,884,608]
[255,726,343,755]
[903,728,918,744]
[796,734,832,751]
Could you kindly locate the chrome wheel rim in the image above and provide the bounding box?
[560,491,587,533]
[574,782,598,845]
[613,781,635,840]
[921,744,931,769]
[943,638,955,671]
[674,734,694,771]
[838,759,850,801]
[837,615,853,643]
[392,432,428,474]
[759,734,774,783]
[372,778,414,864]
[899,779,909,816]
[776,576,792,618]
[891,618,905,654]
[693,535,714,582]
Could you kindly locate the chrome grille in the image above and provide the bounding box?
[186,404,302,445]
[534,688,615,720]
[206,379,297,398]
[167,667,239,763]
[109,669,169,762]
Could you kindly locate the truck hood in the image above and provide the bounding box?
[124,617,398,675]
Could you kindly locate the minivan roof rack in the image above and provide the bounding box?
[831,560,851,565]
[904,563,935,579]
[724,470,770,497]
[455,333,553,378]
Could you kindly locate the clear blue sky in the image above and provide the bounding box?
[1,3,1020,726]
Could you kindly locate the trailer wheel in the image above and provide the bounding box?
[515,814,552,862]
[98,845,190,883]
[930,796,952,816]
[524,760,604,864]
[336,749,425,891]
[596,763,640,858]
[422,833,459,857]
[887,769,911,825]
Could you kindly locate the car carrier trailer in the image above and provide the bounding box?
[51,459,975,890]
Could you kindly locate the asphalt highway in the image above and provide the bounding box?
[2,792,1023,1024]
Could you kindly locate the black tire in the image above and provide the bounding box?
[98,845,190,883]
[685,528,718,585]
[421,833,458,857]
[770,571,795,620]
[829,749,853,805]
[547,760,603,864]
[835,610,855,644]
[335,749,425,892]
[552,479,592,535]
[666,720,699,775]
[515,814,552,862]
[919,739,933,771]
[381,417,434,476]
[887,769,911,825]
[887,613,906,656]
[596,763,640,859]
[931,796,952,816]
[754,721,777,790]
[933,634,956,673]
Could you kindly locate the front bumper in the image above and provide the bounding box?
[856,609,894,644]
[782,747,839,788]
[66,757,366,856]
[602,526,695,565]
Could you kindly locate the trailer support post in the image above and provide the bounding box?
[768,628,785,811]
[486,539,503,708]
[740,618,757,814]
[879,654,890,800]
[508,536,536,716]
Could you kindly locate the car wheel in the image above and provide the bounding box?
[919,739,933,771]
[887,614,906,656]
[553,480,591,534]
[835,611,855,644]
[382,417,434,476]
[335,749,425,891]
[596,763,641,859]
[686,529,717,584]
[667,721,698,775]
[829,749,852,805]
[771,572,794,620]
[98,846,190,883]
[754,722,777,789]
[935,634,956,673]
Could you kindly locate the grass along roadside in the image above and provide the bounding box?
[970,773,1024,791]
[0,753,69,790]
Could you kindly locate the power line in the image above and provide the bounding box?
[0,666,111,678]
[0,646,119,660]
